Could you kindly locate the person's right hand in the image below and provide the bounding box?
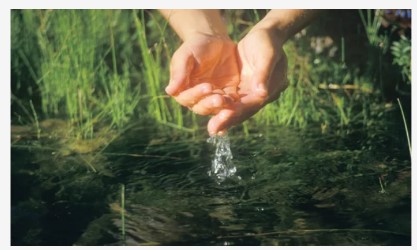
[165,33,240,116]
[207,27,289,135]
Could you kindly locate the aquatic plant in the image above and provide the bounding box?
[397,98,411,157]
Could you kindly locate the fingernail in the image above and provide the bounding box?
[165,84,175,95]
[217,130,226,136]
[208,129,216,136]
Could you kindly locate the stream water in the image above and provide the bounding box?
[11,119,411,246]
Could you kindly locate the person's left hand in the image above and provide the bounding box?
[206,28,289,135]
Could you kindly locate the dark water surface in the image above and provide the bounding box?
[11,121,411,246]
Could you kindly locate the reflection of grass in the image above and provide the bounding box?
[121,184,126,245]
[217,228,410,239]
[11,120,411,245]
[29,100,40,139]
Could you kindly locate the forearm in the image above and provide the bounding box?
[159,9,229,41]
[252,10,321,43]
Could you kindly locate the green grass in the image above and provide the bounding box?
[12,10,187,139]
[11,9,410,142]
[391,35,411,84]
[358,9,385,47]
[35,10,108,138]
[397,98,411,157]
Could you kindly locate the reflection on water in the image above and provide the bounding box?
[11,122,411,246]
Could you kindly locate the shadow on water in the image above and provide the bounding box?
[11,119,411,246]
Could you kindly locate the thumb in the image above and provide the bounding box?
[250,52,280,100]
[166,47,195,96]
[207,108,239,136]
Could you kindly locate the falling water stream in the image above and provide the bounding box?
[207,134,237,183]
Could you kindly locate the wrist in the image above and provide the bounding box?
[182,30,230,42]
[248,20,286,49]
[160,10,229,42]
[251,10,319,44]
[251,16,290,44]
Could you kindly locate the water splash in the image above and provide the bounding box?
[207,134,237,183]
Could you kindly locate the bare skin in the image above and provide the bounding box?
[160,10,240,115]
[160,9,320,135]
[207,28,289,135]
[166,33,240,115]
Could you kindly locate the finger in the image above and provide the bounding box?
[207,93,266,135]
[190,94,225,116]
[251,49,282,99]
[207,108,242,136]
[174,83,213,107]
[267,54,289,102]
[166,47,195,96]
[223,86,240,101]
[192,94,234,116]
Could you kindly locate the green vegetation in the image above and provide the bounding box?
[359,9,386,48]
[397,98,411,156]
[391,35,411,85]
[11,9,411,143]
[121,184,126,245]
[10,10,411,246]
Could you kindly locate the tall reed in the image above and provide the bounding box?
[132,10,197,131]
[11,10,400,139]
[18,10,143,138]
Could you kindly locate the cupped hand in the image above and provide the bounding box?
[165,33,240,115]
[207,28,289,135]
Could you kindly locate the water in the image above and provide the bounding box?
[207,134,237,183]
[11,122,411,246]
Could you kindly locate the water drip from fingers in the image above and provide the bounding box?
[207,134,237,183]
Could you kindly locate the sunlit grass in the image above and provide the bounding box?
[11,9,407,142]
[132,10,199,132]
